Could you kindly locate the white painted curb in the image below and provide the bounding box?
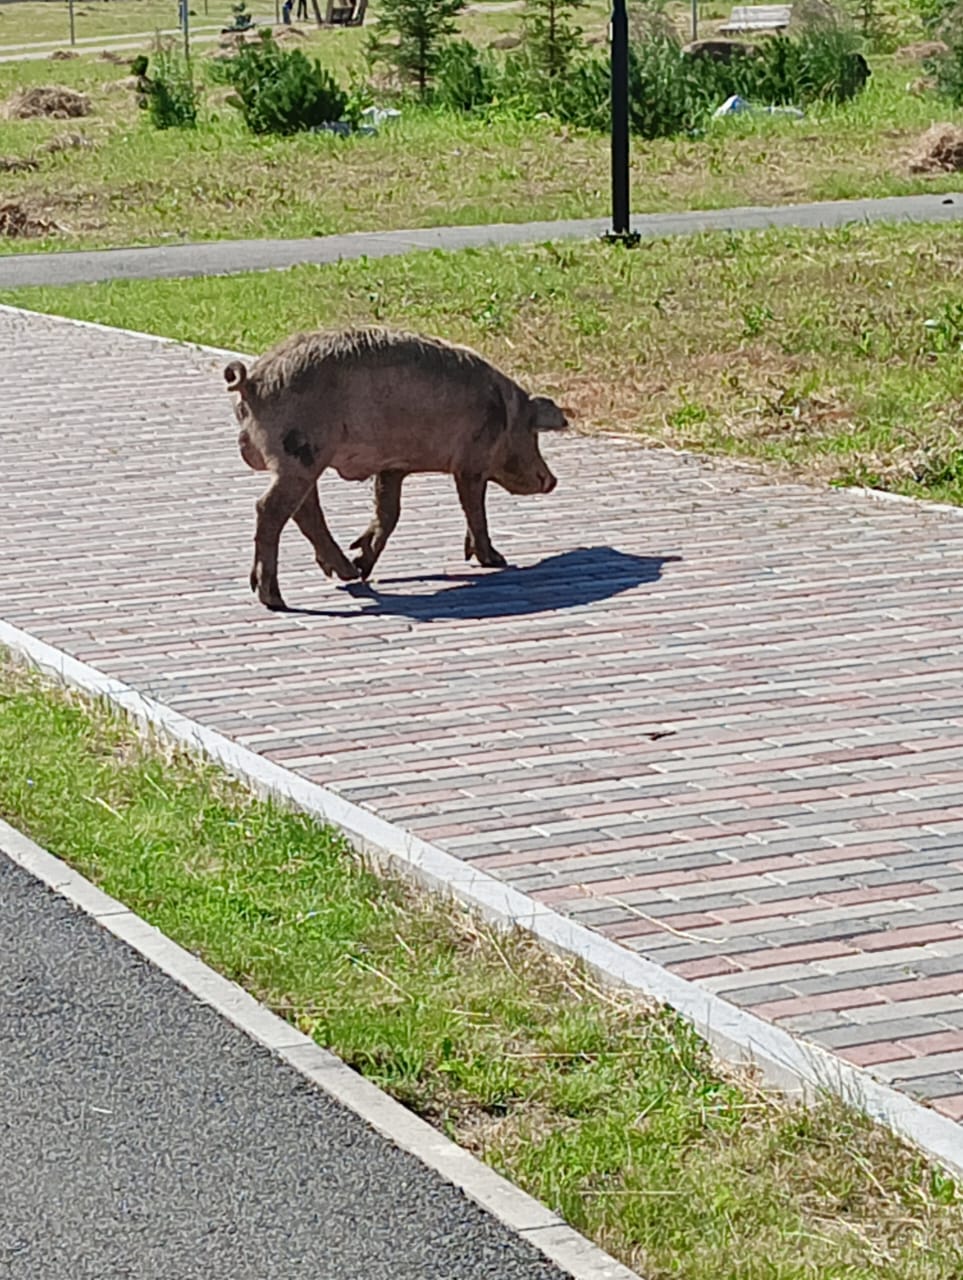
[2,617,962,1185]
[0,814,640,1280]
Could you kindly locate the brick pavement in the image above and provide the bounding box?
[3,305,963,1125]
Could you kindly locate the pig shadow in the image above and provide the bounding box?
[291,547,679,622]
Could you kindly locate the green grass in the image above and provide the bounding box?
[1,654,962,1279]
[0,39,960,251]
[6,219,963,504]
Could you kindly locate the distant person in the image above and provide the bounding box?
[296,0,308,18]
[282,0,293,21]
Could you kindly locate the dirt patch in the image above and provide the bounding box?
[97,49,129,63]
[0,155,39,173]
[48,49,79,60]
[103,75,144,94]
[0,202,60,238]
[2,85,91,120]
[895,40,948,64]
[909,122,963,173]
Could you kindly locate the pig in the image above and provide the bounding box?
[225,326,568,611]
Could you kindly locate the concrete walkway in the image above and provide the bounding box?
[3,305,963,1133]
[1,192,962,287]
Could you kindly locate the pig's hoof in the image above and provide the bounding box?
[335,559,360,583]
[352,555,374,581]
[249,568,259,593]
[260,592,287,612]
[478,548,507,569]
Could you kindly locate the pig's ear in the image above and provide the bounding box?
[531,395,569,431]
[224,361,249,397]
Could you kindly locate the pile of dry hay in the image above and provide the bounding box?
[0,203,60,238]
[910,123,963,173]
[2,85,91,120]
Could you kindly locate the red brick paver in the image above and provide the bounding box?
[3,308,963,1123]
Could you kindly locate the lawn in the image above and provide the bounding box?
[0,25,960,251]
[5,219,963,503]
[1,654,961,1280]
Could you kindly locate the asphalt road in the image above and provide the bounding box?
[0,852,568,1280]
[1,193,961,288]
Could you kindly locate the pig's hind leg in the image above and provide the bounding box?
[350,469,405,580]
[292,484,359,583]
[251,471,319,610]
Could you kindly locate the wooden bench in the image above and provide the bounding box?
[323,0,367,24]
[718,4,791,32]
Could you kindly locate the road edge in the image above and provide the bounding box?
[0,808,641,1280]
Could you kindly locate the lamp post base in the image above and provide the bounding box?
[600,229,641,247]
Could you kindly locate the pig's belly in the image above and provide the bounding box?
[330,442,453,482]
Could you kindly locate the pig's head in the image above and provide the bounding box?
[492,394,568,496]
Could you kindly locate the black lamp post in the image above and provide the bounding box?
[603,0,639,246]
[601,0,640,247]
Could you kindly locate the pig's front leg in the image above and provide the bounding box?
[455,473,507,569]
[350,469,405,580]
[292,484,358,582]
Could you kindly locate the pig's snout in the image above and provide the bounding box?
[540,469,557,494]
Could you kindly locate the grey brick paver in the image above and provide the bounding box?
[3,307,963,1126]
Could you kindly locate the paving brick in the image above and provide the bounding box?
[876,1052,963,1082]
[837,1042,918,1067]
[809,1018,939,1049]
[6,308,963,1141]
[933,1095,963,1120]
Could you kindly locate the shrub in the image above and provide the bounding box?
[744,25,870,106]
[222,30,350,134]
[143,48,199,129]
[366,0,466,99]
[523,0,587,78]
[432,40,500,111]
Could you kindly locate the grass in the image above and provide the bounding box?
[1,652,962,1279]
[0,0,254,50]
[6,219,963,504]
[0,33,961,251]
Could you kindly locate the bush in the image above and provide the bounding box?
[931,39,963,103]
[223,30,351,135]
[430,20,869,137]
[143,48,199,129]
[523,0,586,78]
[366,0,466,99]
[743,25,870,106]
[433,39,500,111]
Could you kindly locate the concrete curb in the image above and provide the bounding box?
[2,615,962,1184]
[0,815,640,1280]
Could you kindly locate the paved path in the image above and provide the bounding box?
[3,306,963,1128]
[1,192,962,288]
[0,848,568,1279]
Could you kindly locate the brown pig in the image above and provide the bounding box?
[225,326,568,611]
